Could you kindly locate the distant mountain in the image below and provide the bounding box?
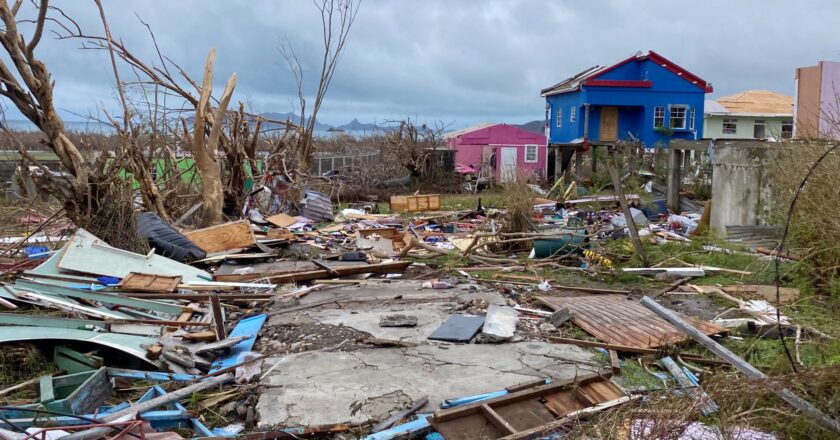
[515,120,545,135]
[257,112,332,131]
[337,118,383,132]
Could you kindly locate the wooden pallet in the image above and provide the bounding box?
[117,272,182,292]
[537,294,726,349]
[390,194,441,213]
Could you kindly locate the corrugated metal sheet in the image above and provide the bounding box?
[300,190,334,223]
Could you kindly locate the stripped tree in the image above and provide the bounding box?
[280,0,360,178]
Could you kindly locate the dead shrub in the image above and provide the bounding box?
[770,140,840,287]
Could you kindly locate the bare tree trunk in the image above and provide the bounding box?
[193,49,237,227]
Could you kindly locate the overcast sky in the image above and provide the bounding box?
[3,0,840,128]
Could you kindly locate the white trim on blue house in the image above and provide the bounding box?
[556,108,562,128]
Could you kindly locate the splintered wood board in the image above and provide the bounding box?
[537,294,727,349]
[118,272,182,292]
[184,221,256,254]
[265,213,298,228]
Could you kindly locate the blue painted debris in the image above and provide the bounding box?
[209,314,267,373]
[440,378,551,409]
[363,414,432,440]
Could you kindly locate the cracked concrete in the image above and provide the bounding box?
[256,342,601,427]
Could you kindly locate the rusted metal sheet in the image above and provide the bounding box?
[537,294,726,349]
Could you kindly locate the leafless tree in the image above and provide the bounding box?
[281,0,360,177]
[0,0,97,221]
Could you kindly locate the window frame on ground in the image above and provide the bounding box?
[524,144,538,163]
[723,118,737,134]
[653,106,665,128]
[669,104,688,130]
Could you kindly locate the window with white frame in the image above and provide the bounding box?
[556,108,563,128]
[669,105,687,129]
[653,106,665,128]
[689,107,696,130]
[722,118,737,134]
[782,120,793,139]
[570,107,576,123]
[525,145,538,163]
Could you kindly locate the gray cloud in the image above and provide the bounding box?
[3,0,839,128]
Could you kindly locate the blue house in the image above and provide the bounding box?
[541,50,713,149]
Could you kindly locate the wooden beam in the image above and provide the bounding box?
[640,296,840,435]
[608,350,621,374]
[481,404,517,435]
[215,260,412,283]
[209,294,226,340]
[547,336,728,366]
[666,147,683,212]
[606,149,648,266]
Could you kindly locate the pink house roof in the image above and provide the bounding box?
[444,123,546,144]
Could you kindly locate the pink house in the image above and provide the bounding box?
[444,123,548,182]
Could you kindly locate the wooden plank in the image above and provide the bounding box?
[184,221,256,254]
[640,296,840,435]
[608,350,620,374]
[433,372,605,423]
[209,294,226,340]
[537,295,726,349]
[480,404,517,436]
[492,399,554,432]
[118,272,182,293]
[498,397,635,440]
[264,213,298,228]
[215,260,412,284]
[542,389,583,416]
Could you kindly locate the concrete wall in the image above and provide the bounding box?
[818,61,840,138]
[710,141,783,234]
[704,115,791,140]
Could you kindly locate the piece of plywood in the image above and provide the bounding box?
[118,273,182,293]
[265,213,299,228]
[184,221,256,254]
[537,295,726,349]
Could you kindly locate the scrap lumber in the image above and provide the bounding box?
[538,295,726,349]
[606,150,648,266]
[497,396,635,440]
[184,220,257,254]
[640,296,840,435]
[371,395,429,433]
[117,273,182,292]
[546,336,728,366]
[216,260,412,284]
[209,294,226,340]
[265,213,299,228]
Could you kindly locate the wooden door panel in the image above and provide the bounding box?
[599,106,618,142]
